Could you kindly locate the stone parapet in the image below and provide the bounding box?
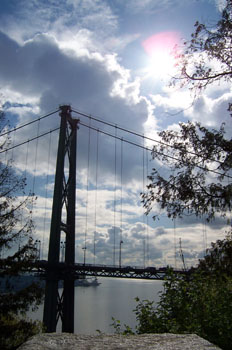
[17,333,221,350]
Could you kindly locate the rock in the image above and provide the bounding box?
[17,333,221,350]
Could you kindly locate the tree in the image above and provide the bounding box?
[173,0,232,93]
[142,1,232,222]
[142,121,232,221]
[0,112,43,350]
[132,232,232,350]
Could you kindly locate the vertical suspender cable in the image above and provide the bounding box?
[3,127,9,164]
[229,177,232,233]
[202,217,205,255]
[94,130,99,265]
[42,130,52,260]
[174,217,177,268]
[203,217,207,254]
[19,139,30,253]
[120,138,123,246]
[31,118,41,216]
[11,127,16,160]
[146,147,150,266]
[84,118,91,264]
[142,136,146,268]
[172,166,177,268]
[113,127,117,266]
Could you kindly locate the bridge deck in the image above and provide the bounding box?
[34,260,188,280]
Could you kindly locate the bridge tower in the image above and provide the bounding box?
[43,105,79,333]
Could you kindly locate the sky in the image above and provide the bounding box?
[0,0,231,268]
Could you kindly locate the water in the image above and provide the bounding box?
[29,278,163,334]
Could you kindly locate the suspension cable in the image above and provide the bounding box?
[2,112,231,180]
[93,130,99,265]
[120,137,123,247]
[10,127,16,160]
[19,138,30,251]
[146,147,149,266]
[42,130,52,260]
[78,121,232,179]
[0,127,60,154]
[84,118,91,264]
[142,136,146,268]
[0,109,59,137]
[72,107,227,166]
[174,217,177,269]
[113,126,117,266]
[32,118,40,196]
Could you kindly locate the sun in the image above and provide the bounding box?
[142,31,180,80]
[146,50,176,78]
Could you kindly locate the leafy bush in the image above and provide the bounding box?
[112,233,232,350]
[0,314,43,350]
[134,234,232,350]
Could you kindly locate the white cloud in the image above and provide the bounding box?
[215,0,227,11]
[151,90,192,112]
[0,0,118,51]
[185,92,232,133]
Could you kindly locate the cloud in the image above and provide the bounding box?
[155,226,167,236]
[0,0,118,46]
[150,82,232,137]
[215,0,227,11]
[179,213,228,231]
[118,0,184,15]
[129,222,147,239]
[185,93,232,134]
[159,238,171,246]
[0,30,156,188]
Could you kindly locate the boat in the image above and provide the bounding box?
[74,277,101,287]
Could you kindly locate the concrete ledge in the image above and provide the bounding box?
[17,333,221,349]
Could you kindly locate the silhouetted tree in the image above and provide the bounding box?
[173,0,232,93]
[0,111,43,350]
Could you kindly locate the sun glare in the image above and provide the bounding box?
[142,31,180,80]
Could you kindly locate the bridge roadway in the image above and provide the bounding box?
[34,260,188,280]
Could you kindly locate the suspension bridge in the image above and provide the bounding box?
[0,105,207,333]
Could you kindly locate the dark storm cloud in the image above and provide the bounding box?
[1,31,153,184]
[0,32,114,102]
[0,31,148,128]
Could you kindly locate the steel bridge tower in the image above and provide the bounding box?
[43,105,79,333]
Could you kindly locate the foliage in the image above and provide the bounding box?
[0,112,43,350]
[111,317,134,335]
[198,230,232,274]
[112,234,232,350]
[173,0,232,93]
[0,314,42,350]
[143,1,232,222]
[142,121,232,221]
[134,270,232,350]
